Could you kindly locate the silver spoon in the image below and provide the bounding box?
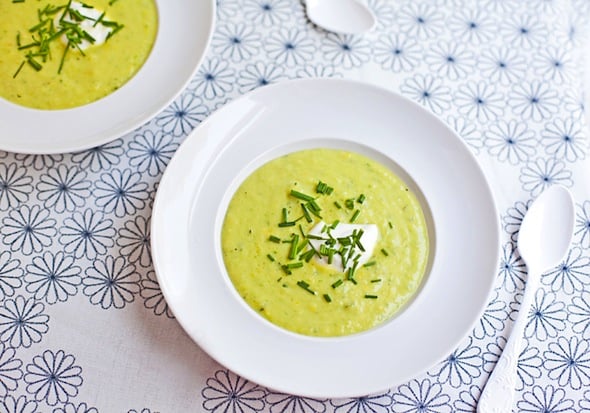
[477,185,575,413]
[305,0,376,35]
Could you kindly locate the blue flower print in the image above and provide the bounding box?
[399,74,451,115]
[392,378,451,413]
[522,289,566,341]
[0,341,23,397]
[82,256,140,309]
[201,369,266,412]
[127,409,157,413]
[517,384,575,413]
[542,247,590,295]
[59,209,116,260]
[478,47,527,86]
[498,242,527,293]
[568,290,590,339]
[543,336,590,390]
[24,251,81,305]
[528,0,560,12]
[447,7,495,44]
[191,57,236,100]
[53,402,98,413]
[0,395,39,413]
[472,289,507,339]
[454,81,504,122]
[423,41,476,81]
[563,90,585,122]
[155,92,208,138]
[211,23,262,63]
[127,130,179,178]
[481,0,522,13]
[14,153,64,171]
[372,34,421,73]
[320,34,371,70]
[35,165,91,213]
[295,64,338,79]
[0,295,49,349]
[366,0,395,31]
[216,0,239,20]
[140,270,173,318]
[532,46,574,84]
[519,159,573,197]
[446,116,483,154]
[0,251,23,300]
[24,349,82,406]
[330,392,392,412]
[237,62,286,94]
[541,118,586,162]
[243,0,293,27]
[581,390,590,412]
[483,337,543,391]
[71,139,124,173]
[453,385,480,412]
[429,337,482,388]
[509,81,559,122]
[265,392,326,413]
[483,120,537,165]
[117,215,151,268]
[94,169,149,218]
[499,13,548,49]
[1,205,57,255]
[265,27,316,68]
[0,163,33,211]
[396,3,444,40]
[575,201,590,249]
[503,200,531,243]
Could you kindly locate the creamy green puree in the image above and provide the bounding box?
[0,0,158,109]
[222,149,430,337]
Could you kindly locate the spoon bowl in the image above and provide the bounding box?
[305,0,376,35]
[477,185,575,413]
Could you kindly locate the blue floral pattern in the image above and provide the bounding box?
[0,0,589,410]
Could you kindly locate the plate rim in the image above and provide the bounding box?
[151,77,501,397]
[0,0,216,155]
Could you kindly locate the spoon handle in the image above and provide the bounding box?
[477,267,539,413]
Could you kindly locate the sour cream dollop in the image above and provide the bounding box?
[308,221,379,271]
[56,1,115,50]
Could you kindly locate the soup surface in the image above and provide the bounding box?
[221,148,430,337]
[0,0,158,109]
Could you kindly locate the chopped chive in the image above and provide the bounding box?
[316,181,334,195]
[350,209,360,223]
[334,201,342,209]
[371,278,382,283]
[357,194,366,204]
[281,207,288,222]
[285,262,303,269]
[290,190,315,202]
[388,221,393,229]
[300,203,312,223]
[266,254,275,262]
[280,265,292,275]
[296,280,316,295]
[365,294,378,299]
[269,235,281,243]
[381,248,389,256]
[330,220,340,229]
[306,234,326,240]
[278,221,296,227]
[363,261,377,267]
[288,235,299,260]
[350,278,358,285]
[331,279,343,289]
[299,249,316,262]
[323,294,332,303]
[345,198,355,209]
[13,60,25,78]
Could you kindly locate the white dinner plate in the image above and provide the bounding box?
[151,78,501,397]
[0,0,215,154]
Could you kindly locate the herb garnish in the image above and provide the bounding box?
[13,0,124,78]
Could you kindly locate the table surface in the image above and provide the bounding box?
[2,0,590,412]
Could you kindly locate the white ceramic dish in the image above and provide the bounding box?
[0,0,215,155]
[151,78,501,398]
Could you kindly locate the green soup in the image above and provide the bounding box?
[0,0,158,109]
[221,148,430,337]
